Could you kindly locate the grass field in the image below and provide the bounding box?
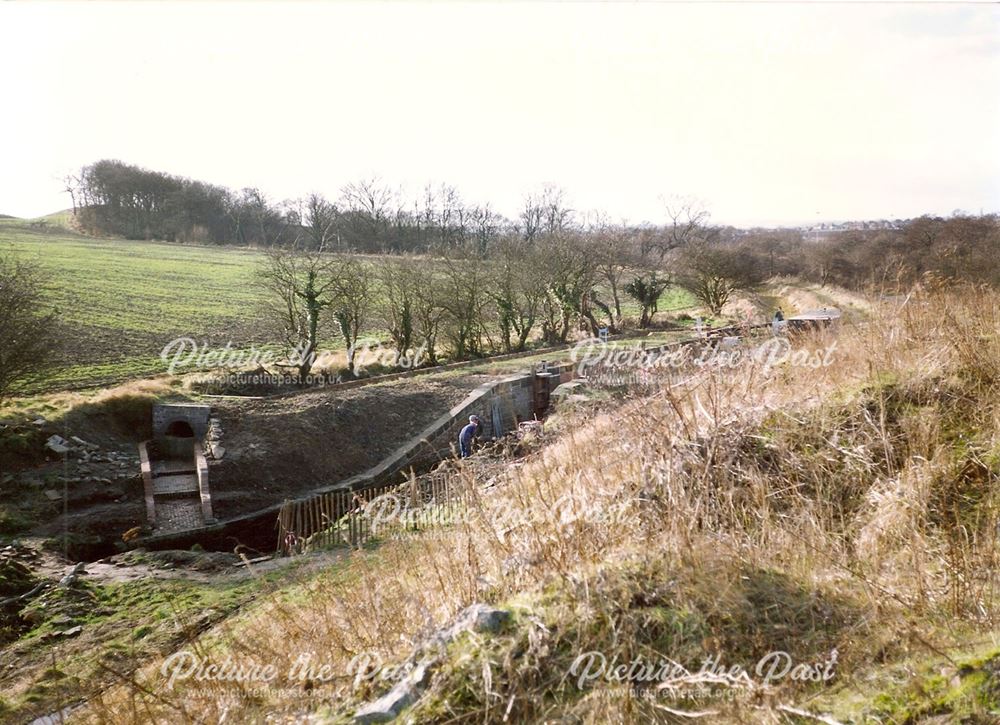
[1,214,699,395]
[1,216,284,393]
[1,215,267,331]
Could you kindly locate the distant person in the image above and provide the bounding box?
[459,415,481,458]
[772,308,786,336]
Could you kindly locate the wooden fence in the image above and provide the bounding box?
[275,470,465,555]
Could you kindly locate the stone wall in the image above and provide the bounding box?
[152,403,211,441]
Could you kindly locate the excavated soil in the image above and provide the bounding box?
[208,375,489,518]
[5,373,492,557]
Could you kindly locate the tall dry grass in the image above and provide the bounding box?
[82,283,1000,723]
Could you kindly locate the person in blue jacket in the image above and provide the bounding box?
[458,415,481,458]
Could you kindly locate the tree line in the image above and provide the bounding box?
[66,160,581,251]
[724,214,1000,291]
[65,160,999,289]
[260,208,775,380]
[66,160,288,246]
[261,236,647,379]
[802,214,1000,289]
[261,211,1000,379]
[62,159,784,263]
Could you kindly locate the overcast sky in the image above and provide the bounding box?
[1,2,997,227]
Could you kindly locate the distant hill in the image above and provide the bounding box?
[0,210,76,228]
[33,209,76,229]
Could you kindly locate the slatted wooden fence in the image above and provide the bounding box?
[276,470,464,555]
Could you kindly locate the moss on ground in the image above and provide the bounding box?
[813,643,1000,724]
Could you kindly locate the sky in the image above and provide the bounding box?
[0,1,997,228]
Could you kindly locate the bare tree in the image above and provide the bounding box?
[377,259,417,365]
[341,177,394,223]
[63,172,83,215]
[521,185,573,241]
[409,262,447,365]
[438,253,493,358]
[227,188,294,247]
[677,243,762,316]
[331,258,377,376]
[0,254,57,400]
[415,183,469,248]
[437,183,467,246]
[644,197,711,260]
[490,237,547,352]
[469,203,502,254]
[538,235,600,343]
[590,216,636,328]
[304,193,339,250]
[339,177,396,251]
[258,246,340,379]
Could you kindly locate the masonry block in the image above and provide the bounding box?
[153,403,211,441]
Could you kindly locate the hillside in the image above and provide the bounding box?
[32,209,77,230]
[3,283,996,723]
[3,2,998,722]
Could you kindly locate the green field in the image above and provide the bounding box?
[1,215,264,333]
[1,215,699,395]
[0,216,274,392]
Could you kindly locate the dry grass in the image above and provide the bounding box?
[76,283,1000,723]
[66,380,177,436]
[1,378,176,425]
